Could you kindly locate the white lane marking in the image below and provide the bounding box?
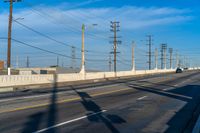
[137,96,147,100]
[163,88,168,91]
[33,110,107,133]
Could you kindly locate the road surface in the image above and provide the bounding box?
[0,71,200,133]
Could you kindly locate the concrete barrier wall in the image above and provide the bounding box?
[0,69,176,88]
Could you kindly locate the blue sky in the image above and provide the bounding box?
[0,0,200,71]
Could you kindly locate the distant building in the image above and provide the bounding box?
[0,61,4,70]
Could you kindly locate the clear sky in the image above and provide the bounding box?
[0,0,200,71]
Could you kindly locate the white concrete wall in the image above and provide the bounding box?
[0,69,176,88]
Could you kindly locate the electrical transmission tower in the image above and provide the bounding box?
[26,56,29,68]
[110,21,121,72]
[176,50,179,68]
[169,48,173,69]
[71,46,76,69]
[57,56,59,67]
[109,54,112,72]
[146,35,153,70]
[154,48,158,70]
[160,44,167,69]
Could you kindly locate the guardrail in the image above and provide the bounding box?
[0,69,176,88]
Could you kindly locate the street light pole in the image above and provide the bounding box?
[80,24,97,74]
[80,24,85,74]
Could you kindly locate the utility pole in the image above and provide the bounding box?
[62,59,64,68]
[16,55,19,68]
[169,48,173,69]
[71,46,76,69]
[109,54,112,72]
[26,56,29,68]
[146,35,153,70]
[176,50,179,68]
[154,48,158,70]
[80,24,85,74]
[5,0,21,75]
[110,21,121,73]
[56,56,59,67]
[160,44,167,69]
[132,41,135,71]
[183,56,186,68]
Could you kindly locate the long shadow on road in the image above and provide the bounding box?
[128,82,200,133]
[73,88,126,133]
[21,74,126,133]
[21,73,58,133]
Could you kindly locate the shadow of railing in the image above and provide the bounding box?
[73,88,126,133]
[46,73,58,133]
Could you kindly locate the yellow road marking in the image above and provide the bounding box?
[0,88,131,114]
[0,75,178,114]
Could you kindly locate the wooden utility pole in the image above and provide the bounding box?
[5,0,21,75]
[7,0,13,75]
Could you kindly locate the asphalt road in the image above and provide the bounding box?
[0,71,200,133]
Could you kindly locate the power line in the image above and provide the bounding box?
[23,2,109,40]
[14,20,81,49]
[11,38,81,59]
[14,20,108,54]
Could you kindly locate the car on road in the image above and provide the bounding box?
[176,67,183,73]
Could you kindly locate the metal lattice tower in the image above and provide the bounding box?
[146,35,153,70]
[169,48,173,69]
[71,46,76,69]
[110,21,121,72]
[160,44,167,69]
